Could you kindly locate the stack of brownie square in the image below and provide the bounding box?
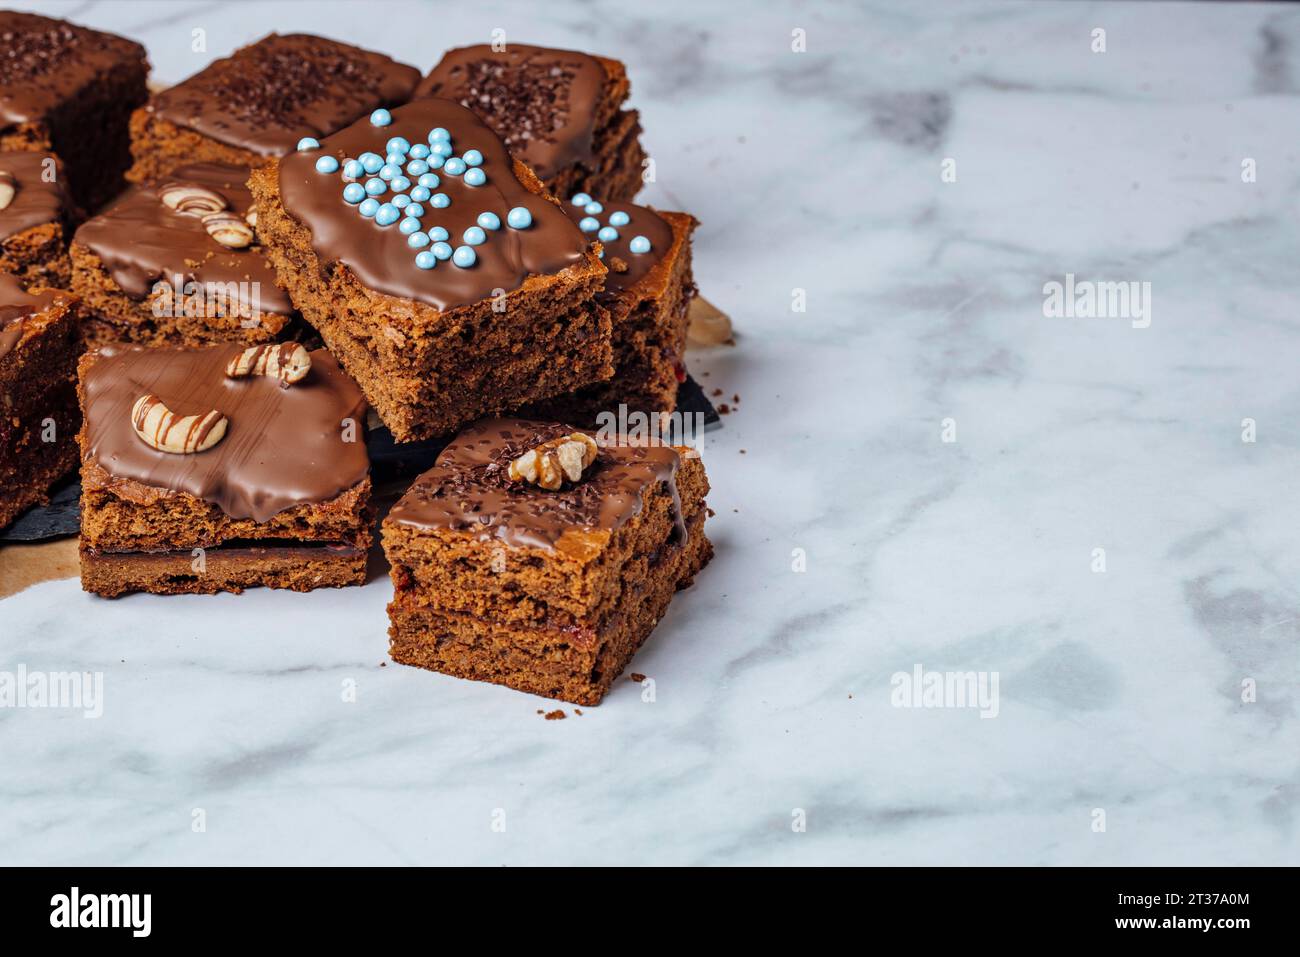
[0,14,712,705]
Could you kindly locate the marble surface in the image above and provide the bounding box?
[2,0,1299,866]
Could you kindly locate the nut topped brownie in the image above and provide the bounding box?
[0,11,149,211]
[0,274,81,530]
[250,98,613,442]
[127,33,420,182]
[78,343,373,596]
[383,417,711,705]
[0,151,79,289]
[417,44,645,203]
[71,162,295,347]
[524,193,698,424]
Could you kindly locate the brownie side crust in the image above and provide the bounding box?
[250,98,614,441]
[127,33,420,182]
[0,11,149,211]
[0,275,81,529]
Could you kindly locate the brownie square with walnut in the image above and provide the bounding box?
[0,151,79,290]
[0,10,149,211]
[250,98,613,443]
[72,163,297,347]
[0,274,81,531]
[78,343,373,597]
[383,417,711,705]
[523,195,698,424]
[417,44,646,203]
[127,33,420,183]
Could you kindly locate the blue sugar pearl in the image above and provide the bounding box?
[386,136,411,155]
[392,194,411,209]
[428,226,449,242]
[406,159,429,176]
[407,231,430,249]
[477,212,501,231]
[360,152,383,173]
[609,210,630,227]
[430,140,453,158]
[409,143,430,159]
[358,198,380,218]
[380,163,401,181]
[463,168,486,187]
[432,241,452,260]
[343,183,366,204]
[463,149,483,167]
[375,203,400,226]
[444,157,467,176]
[427,153,445,170]
[364,178,386,196]
[415,250,437,270]
[370,108,392,127]
[342,159,364,180]
[629,235,651,253]
[584,202,603,215]
[463,226,487,245]
[431,193,451,209]
[390,175,412,193]
[598,226,619,242]
[452,245,477,268]
[385,151,407,168]
[571,192,592,206]
[399,216,422,235]
[405,203,425,218]
[314,155,340,174]
[417,173,440,189]
[410,186,431,202]
[578,216,599,232]
[428,127,450,142]
[506,206,533,229]
[297,136,320,151]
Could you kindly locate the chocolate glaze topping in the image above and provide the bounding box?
[279,98,592,310]
[149,34,420,156]
[563,199,673,294]
[0,151,74,242]
[416,44,606,182]
[0,272,70,360]
[0,11,146,128]
[388,417,685,552]
[74,162,294,316]
[83,345,370,523]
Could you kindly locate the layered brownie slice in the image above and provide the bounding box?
[417,44,645,203]
[0,151,79,289]
[250,98,612,442]
[79,343,372,596]
[0,275,81,530]
[383,417,711,705]
[0,11,149,211]
[524,194,698,424]
[127,33,420,182]
[71,162,296,347]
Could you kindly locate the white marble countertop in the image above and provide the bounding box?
[3,0,1298,866]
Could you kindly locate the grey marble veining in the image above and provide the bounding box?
[1,0,1298,865]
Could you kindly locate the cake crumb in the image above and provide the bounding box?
[544,709,566,720]
[574,708,583,716]
[629,673,647,683]
[717,403,731,415]
[711,388,722,397]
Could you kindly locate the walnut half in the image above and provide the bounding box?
[507,433,599,490]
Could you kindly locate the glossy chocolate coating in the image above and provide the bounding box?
[0,272,70,360]
[0,151,74,243]
[562,198,673,294]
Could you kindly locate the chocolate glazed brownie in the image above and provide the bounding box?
[417,44,646,203]
[383,418,711,705]
[0,151,79,289]
[0,274,81,531]
[250,98,613,442]
[78,344,373,597]
[72,162,296,346]
[127,34,420,182]
[0,11,149,211]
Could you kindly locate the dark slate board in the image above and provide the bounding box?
[0,375,720,543]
